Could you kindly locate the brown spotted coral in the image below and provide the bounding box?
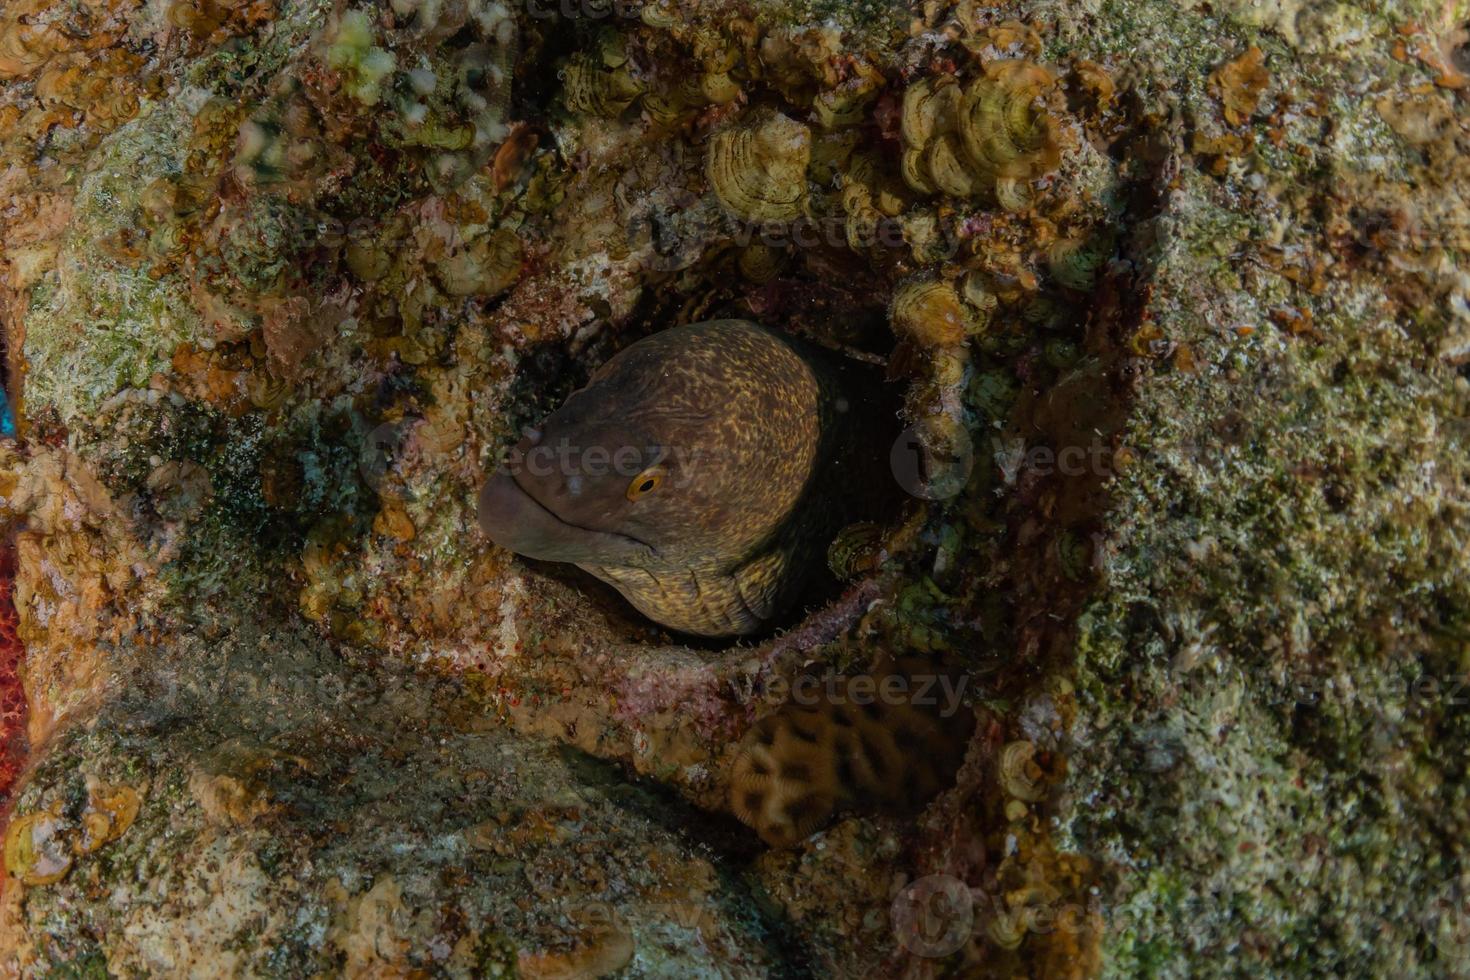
[728,665,973,847]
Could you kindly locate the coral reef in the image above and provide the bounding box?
[707,111,812,224]
[899,58,1064,204]
[0,0,1467,975]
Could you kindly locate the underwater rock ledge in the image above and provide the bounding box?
[0,611,784,976]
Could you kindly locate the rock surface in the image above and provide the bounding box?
[0,614,780,976]
[0,0,1467,976]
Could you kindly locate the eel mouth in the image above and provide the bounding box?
[478,469,656,566]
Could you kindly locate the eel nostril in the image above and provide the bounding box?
[522,425,543,445]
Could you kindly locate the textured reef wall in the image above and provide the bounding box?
[1,0,1467,976]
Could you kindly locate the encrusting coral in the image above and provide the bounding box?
[900,59,1063,207]
[562,52,645,118]
[890,275,979,348]
[706,110,812,224]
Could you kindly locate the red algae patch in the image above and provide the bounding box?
[0,544,26,819]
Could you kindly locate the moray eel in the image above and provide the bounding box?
[479,320,874,637]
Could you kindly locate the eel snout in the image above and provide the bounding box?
[478,469,654,566]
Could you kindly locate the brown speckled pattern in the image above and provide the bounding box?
[542,320,846,636]
[728,665,976,846]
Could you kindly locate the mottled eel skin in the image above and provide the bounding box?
[479,320,873,637]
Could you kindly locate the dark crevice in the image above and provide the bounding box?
[1002,106,1187,682]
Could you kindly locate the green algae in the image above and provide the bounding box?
[1060,164,1470,980]
[184,0,336,99]
[20,97,201,424]
[1025,7,1470,971]
[77,395,378,611]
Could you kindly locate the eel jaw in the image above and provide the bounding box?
[477,469,656,566]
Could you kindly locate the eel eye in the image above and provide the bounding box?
[626,466,664,501]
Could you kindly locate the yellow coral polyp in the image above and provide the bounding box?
[562,54,645,118]
[841,187,880,251]
[640,89,685,126]
[813,62,883,129]
[925,134,979,198]
[699,70,741,106]
[900,146,936,196]
[999,740,1047,802]
[900,77,961,148]
[737,242,783,283]
[0,17,58,79]
[994,176,1034,213]
[434,229,522,297]
[890,276,975,348]
[1047,234,1113,291]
